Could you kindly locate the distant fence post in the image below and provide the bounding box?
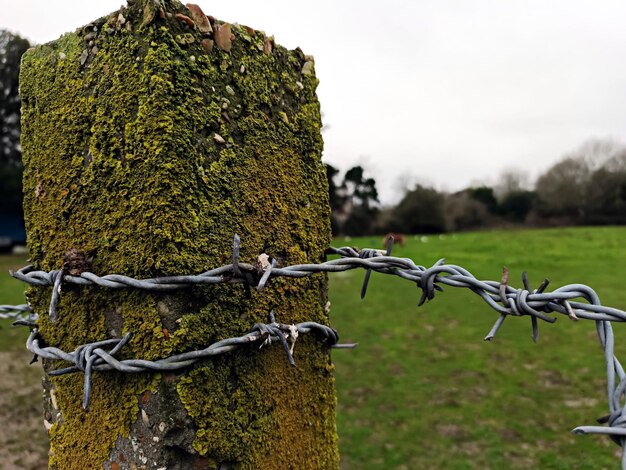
[19,1,337,468]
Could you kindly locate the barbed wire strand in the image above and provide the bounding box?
[6,234,626,463]
[26,310,354,410]
[0,304,37,324]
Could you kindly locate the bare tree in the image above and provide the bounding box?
[535,157,589,218]
[535,138,626,222]
[494,167,530,201]
[572,137,623,170]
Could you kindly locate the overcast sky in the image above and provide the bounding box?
[3,0,626,204]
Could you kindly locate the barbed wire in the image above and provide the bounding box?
[6,235,626,462]
[26,310,354,410]
[0,304,37,324]
[10,235,626,328]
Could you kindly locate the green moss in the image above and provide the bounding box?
[21,0,336,468]
[47,374,159,469]
[177,342,337,468]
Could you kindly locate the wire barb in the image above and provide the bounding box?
[361,237,394,299]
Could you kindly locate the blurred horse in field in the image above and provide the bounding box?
[383,233,405,249]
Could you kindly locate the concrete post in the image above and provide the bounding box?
[20,1,337,468]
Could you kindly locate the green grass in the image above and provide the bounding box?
[1,227,625,468]
[331,226,626,469]
[0,253,49,468]
[0,254,32,351]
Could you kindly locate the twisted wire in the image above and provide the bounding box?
[7,235,626,459]
[10,237,626,327]
[0,304,38,324]
[27,311,354,410]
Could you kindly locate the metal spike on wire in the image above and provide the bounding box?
[360,236,394,299]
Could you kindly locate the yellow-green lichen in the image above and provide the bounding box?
[47,373,159,469]
[21,0,336,468]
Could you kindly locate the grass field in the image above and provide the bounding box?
[0,254,38,351]
[0,254,48,469]
[1,226,625,469]
[331,226,626,469]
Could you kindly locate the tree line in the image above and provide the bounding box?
[0,30,30,220]
[2,29,625,238]
[329,138,626,236]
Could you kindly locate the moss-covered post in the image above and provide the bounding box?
[20,1,337,468]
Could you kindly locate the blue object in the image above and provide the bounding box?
[0,214,26,248]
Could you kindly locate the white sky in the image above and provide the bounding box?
[3,0,626,204]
